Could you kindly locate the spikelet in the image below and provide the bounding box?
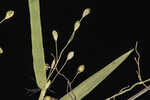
[5,10,14,20]
[82,8,91,18]
[0,48,3,54]
[52,30,58,41]
[67,51,74,61]
[74,21,80,31]
[78,65,85,73]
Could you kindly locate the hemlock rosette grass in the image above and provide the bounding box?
[1,0,149,100]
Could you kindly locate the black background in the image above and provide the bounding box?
[0,0,150,100]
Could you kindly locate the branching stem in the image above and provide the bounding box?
[105,78,150,100]
[128,85,150,100]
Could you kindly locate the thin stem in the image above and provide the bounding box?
[134,41,148,88]
[135,42,142,80]
[0,18,5,24]
[51,59,68,84]
[54,40,61,75]
[50,52,66,84]
[47,30,76,80]
[47,55,59,80]
[50,57,77,100]
[128,85,150,100]
[105,78,150,100]
[50,53,59,75]
[71,72,79,84]
[55,40,58,61]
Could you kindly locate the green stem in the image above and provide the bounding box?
[51,59,68,84]
[38,80,51,100]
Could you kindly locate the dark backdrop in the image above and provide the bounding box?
[0,0,149,100]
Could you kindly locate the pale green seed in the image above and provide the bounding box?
[67,51,74,61]
[82,8,91,18]
[0,48,3,54]
[78,65,85,73]
[5,10,14,20]
[52,30,58,41]
[74,21,80,31]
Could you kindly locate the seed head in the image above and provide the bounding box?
[82,8,91,18]
[78,65,85,73]
[67,51,74,61]
[74,21,80,31]
[5,10,14,20]
[52,30,58,41]
[0,48,3,54]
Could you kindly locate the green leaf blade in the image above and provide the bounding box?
[60,49,134,100]
[28,0,47,89]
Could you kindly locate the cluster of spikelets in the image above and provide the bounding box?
[42,8,90,100]
[46,8,90,85]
